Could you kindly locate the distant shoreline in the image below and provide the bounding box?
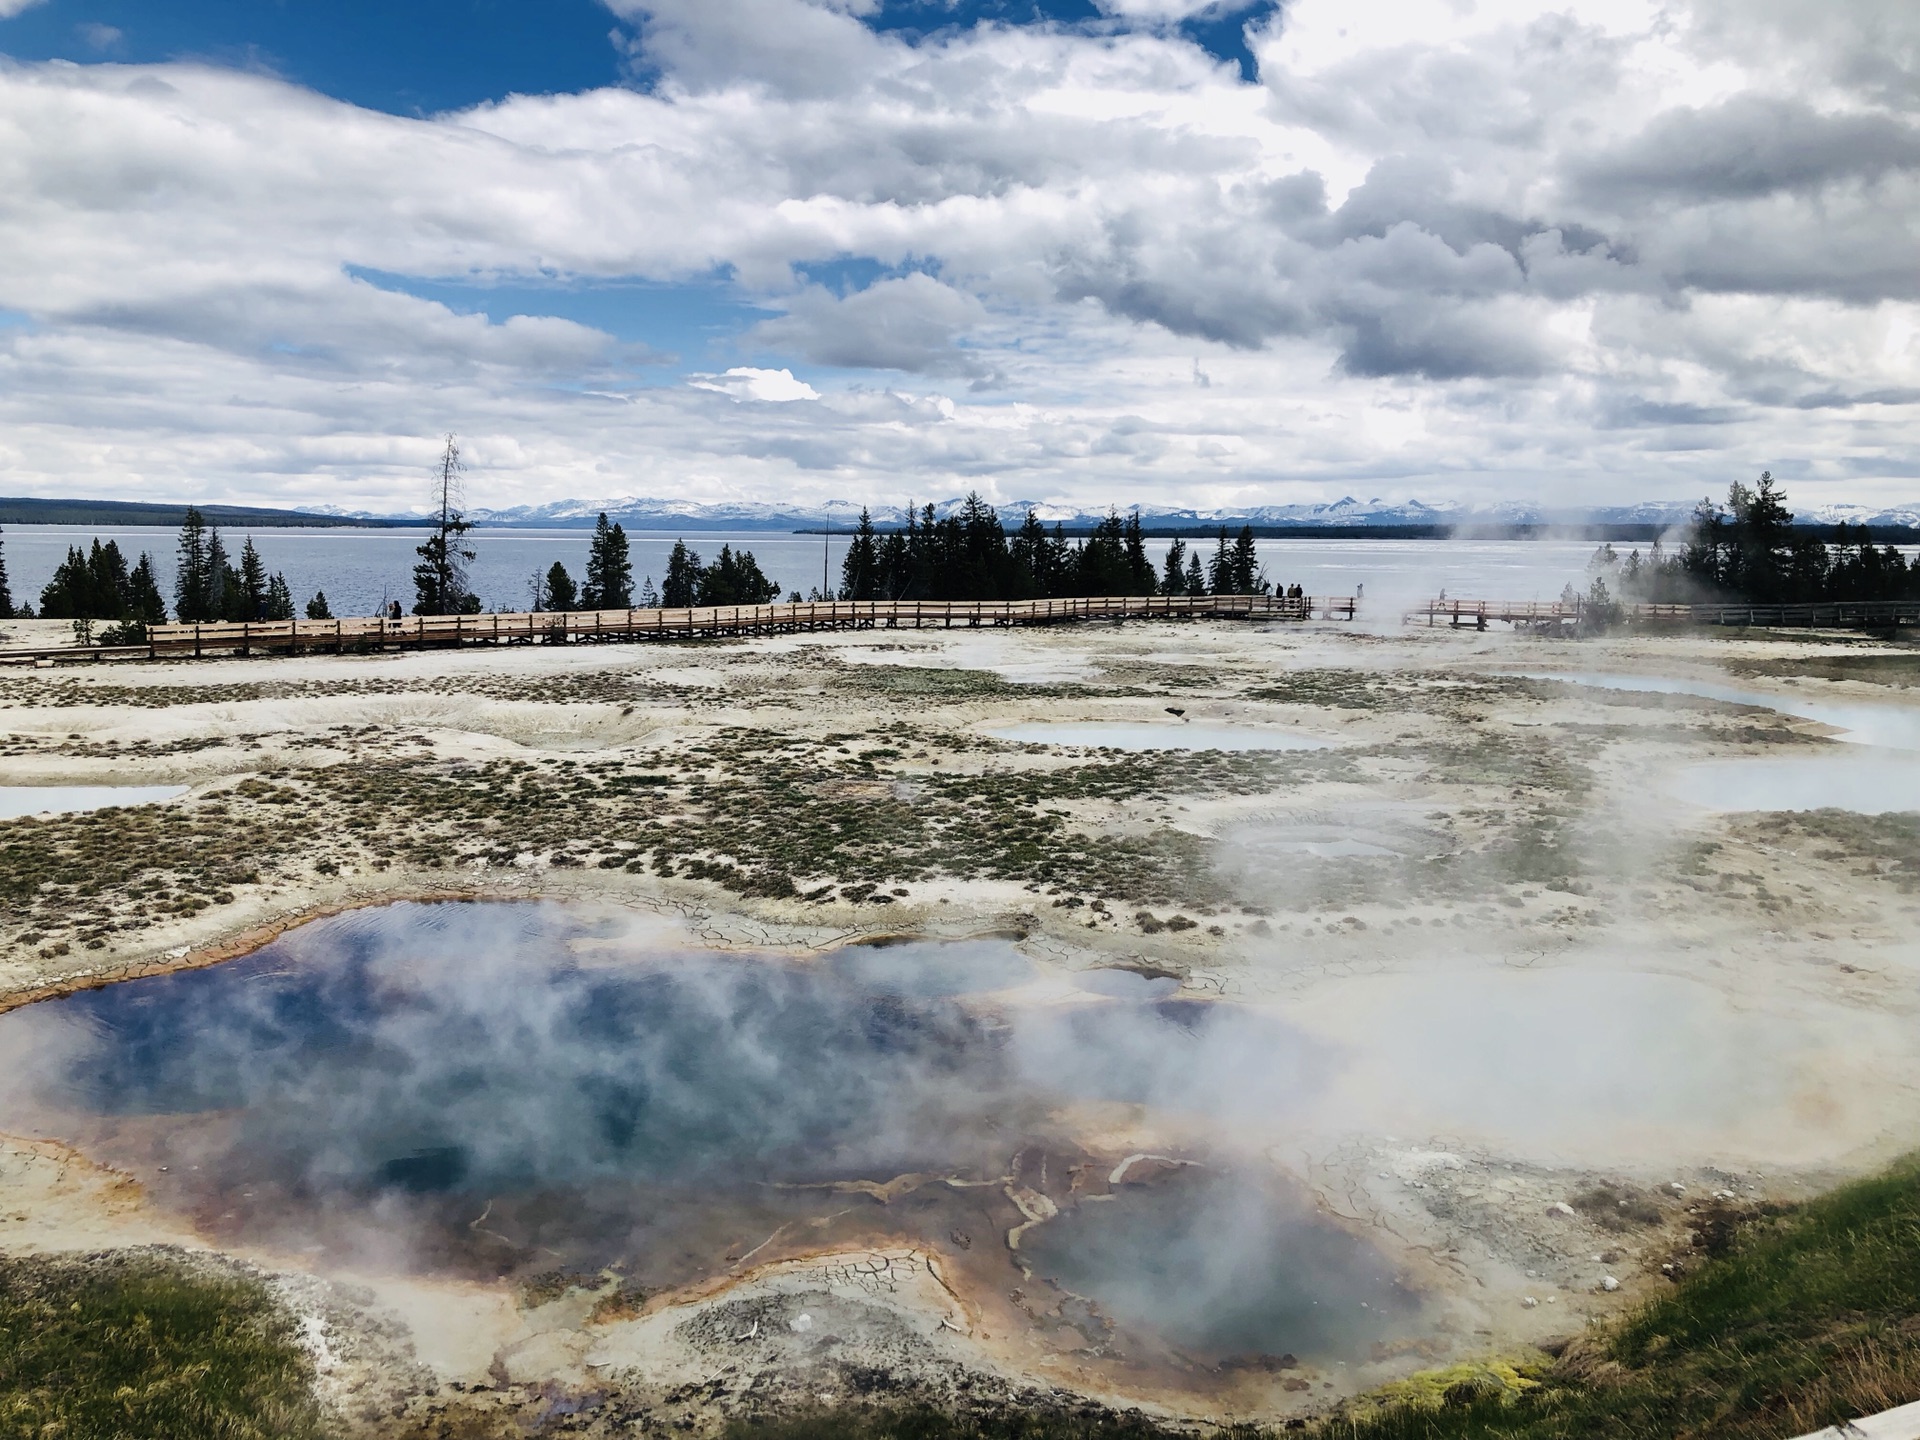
[0,498,409,529]
[5,498,1915,546]
[795,522,1920,544]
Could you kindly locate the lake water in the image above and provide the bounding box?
[0,526,1599,622]
[0,900,1417,1364]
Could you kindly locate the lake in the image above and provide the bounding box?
[0,525,1603,621]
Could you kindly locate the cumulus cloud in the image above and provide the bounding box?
[749,274,992,377]
[1574,97,1920,203]
[0,0,1914,510]
[690,366,821,401]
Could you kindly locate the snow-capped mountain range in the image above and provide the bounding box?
[399,495,1920,531]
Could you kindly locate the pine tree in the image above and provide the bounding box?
[1207,528,1232,594]
[1161,537,1189,596]
[1007,511,1054,599]
[638,575,660,608]
[839,508,880,601]
[545,561,578,611]
[1183,551,1204,596]
[581,513,632,608]
[126,553,168,623]
[40,540,144,621]
[306,591,334,621]
[1076,512,1129,595]
[236,537,269,621]
[174,507,212,621]
[662,540,703,607]
[1229,525,1266,594]
[38,546,93,618]
[1045,523,1073,597]
[697,544,781,605]
[412,435,478,615]
[877,527,910,599]
[205,527,235,621]
[0,525,13,620]
[265,573,295,621]
[1123,509,1156,594]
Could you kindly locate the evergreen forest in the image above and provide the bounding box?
[1598,473,1920,606]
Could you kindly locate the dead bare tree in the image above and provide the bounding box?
[410,434,478,614]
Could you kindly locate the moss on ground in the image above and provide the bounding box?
[1743,809,1920,893]
[1323,1157,1920,1440]
[0,727,1349,954]
[1728,653,1920,688]
[721,1407,1241,1440]
[1241,671,1540,717]
[0,668,708,711]
[0,1249,323,1440]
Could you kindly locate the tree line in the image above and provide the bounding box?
[0,511,312,640]
[0,435,1281,635]
[834,496,1270,603]
[1592,473,1920,607]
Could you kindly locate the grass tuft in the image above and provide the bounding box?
[1326,1157,1920,1439]
[0,1249,323,1440]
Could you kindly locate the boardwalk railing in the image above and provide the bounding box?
[1413,597,1920,630]
[146,592,1358,657]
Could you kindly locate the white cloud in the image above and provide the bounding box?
[0,0,45,17]
[690,366,821,402]
[0,0,1914,511]
[749,274,992,377]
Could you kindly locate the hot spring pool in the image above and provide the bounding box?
[0,901,1418,1366]
[1520,671,1920,751]
[1669,753,1920,814]
[0,785,188,820]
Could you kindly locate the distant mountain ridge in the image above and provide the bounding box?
[444,495,1920,532]
[12,493,1916,533]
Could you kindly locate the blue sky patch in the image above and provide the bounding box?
[1,0,1271,114]
[1178,2,1274,82]
[866,0,1104,39]
[348,267,780,369]
[0,0,624,114]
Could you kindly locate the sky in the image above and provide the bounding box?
[0,0,1916,514]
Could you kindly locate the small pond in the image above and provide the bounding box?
[990,721,1333,752]
[1023,1166,1420,1360]
[0,785,188,821]
[1669,754,1920,814]
[1521,671,1920,751]
[0,901,1409,1367]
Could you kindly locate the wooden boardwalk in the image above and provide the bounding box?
[1414,596,1920,631]
[143,592,1357,658]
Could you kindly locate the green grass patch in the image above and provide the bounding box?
[0,1249,323,1440]
[1326,1158,1920,1440]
